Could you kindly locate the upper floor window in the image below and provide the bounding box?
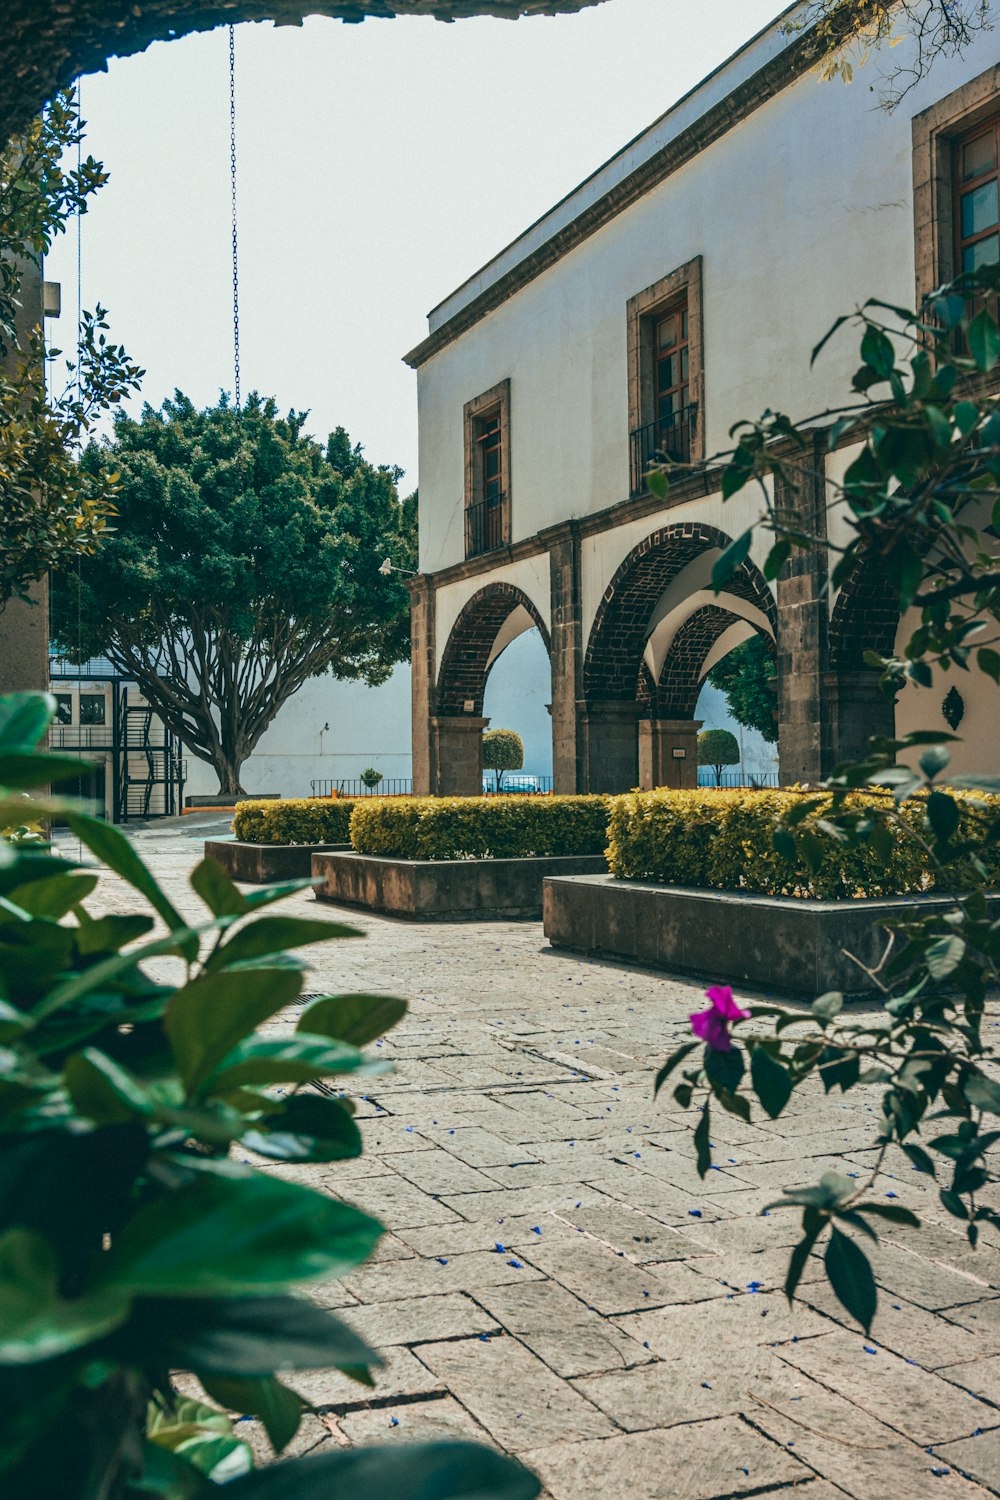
[463,380,511,559]
[957,120,1000,274]
[80,693,106,726]
[53,694,73,725]
[627,258,703,497]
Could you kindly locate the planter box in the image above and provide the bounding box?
[312,851,609,920]
[543,875,998,995]
[187,793,281,808]
[205,839,350,884]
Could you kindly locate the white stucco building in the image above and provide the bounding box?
[405,8,1000,795]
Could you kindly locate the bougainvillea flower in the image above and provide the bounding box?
[689,984,751,1052]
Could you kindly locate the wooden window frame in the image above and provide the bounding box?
[463,379,511,557]
[913,63,1000,306]
[627,256,704,464]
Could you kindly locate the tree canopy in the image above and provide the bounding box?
[51,393,416,793]
[697,728,740,786]
[482,727,524,791]
[705,636,778,743]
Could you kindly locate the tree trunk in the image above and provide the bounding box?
[215,751,247,798]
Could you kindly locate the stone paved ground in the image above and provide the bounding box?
[74,816,1000,1498]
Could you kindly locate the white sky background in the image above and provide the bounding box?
[47,0,782,487]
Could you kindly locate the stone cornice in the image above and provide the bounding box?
[0,0,605,147]
[404,25,818,370]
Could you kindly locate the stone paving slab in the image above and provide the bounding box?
[83,823,1000,1498]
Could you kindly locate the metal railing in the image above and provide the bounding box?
[310,778,413,798]
[629,404,698,495]
[697,770,780,789]
[465,495,508,559]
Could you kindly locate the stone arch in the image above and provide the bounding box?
[1,2,600,147]
[436,583,549,717]
[584,521,777,703]
[654,604,774,719]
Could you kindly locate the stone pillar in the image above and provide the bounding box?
[0,580,49,697]
[638,717,702,790]
[544,522,584,794]
[582,702,640,792]
[776,434,830,785]
[826,671,896,768]
[0,254,48,698]
[432,715,489,797]
[408,575,435,796]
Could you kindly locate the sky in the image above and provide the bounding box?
[47,0,782,487]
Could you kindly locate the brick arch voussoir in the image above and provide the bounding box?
[435,582,550,717]
[829,550,903,672]
[655,604,776,719]
[584,522,777,703]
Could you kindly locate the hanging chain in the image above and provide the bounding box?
[228,25,241,413]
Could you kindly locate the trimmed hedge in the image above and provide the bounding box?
[231,798,357,846]
[349,795,611,861]
[606,787,1000,900]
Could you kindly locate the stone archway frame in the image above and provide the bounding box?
[435,580,550,718]
[654,602,776,721]
[583,520,778,705]
[1,1,606,149]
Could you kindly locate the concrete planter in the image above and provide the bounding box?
[543,874,997,995]
[187,793,281,808]
[205,839,350,883]
[312,851,609,920]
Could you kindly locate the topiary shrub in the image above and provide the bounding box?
[482,728,524,792]
[350,794,611,861]
[232,797,358,845]
[697,728,740,786]
[606,786,1000,899]
[360,767,384,790]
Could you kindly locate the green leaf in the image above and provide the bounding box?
[74,912,155,955]
[5,872,97,919]
[969,307,1000,372]
[146,1293,378,1376]
[926,791,960,842]
[166,968,304,1093]
[223,1442,542,1500]
[854,1204,920,1227]
[98,1160,384,1295]
[919,745,951,781]
[199,1376,303,1454]
[750,1047,792,1120]
[925,934,965,980]
[861,324,896,379]
[812,991,844,1024]
[0,1228,130,1362]
[63,810,195,959]
[784,1208,824,1302]
[711,530,752,593]
[63,1049,150,1125]
[693,1104,711,1179]
[297,994,407,1048]
[191,858,248,918]
[206,916,358,973]
[705,1045,744,1097]
[654,1040,699,1097]
[824,1227,877,1333]
[0,693,55,751]
[0,753,100,790]
[242,1094,362,1163]
[964,1071,1000,1115]
[978,647,1000,684]
[204,1034,372,1093]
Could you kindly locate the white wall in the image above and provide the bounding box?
[416,23,1000,573]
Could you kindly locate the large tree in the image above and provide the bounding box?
[52,392,416,794]
[705,636,778,743]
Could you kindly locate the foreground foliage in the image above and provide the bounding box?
[0,91,142,607]
[655,265,1000,1331]
[0,693,538,1500]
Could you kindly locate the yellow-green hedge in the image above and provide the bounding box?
[606,787,1000,899]
[232,798,357,846]
[349,795,611,861]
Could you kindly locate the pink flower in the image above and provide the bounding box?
[689,985,750,1052]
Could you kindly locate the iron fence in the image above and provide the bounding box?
[629,404,698,495]
[465,495,508,559]
[309,778,413,798]
[697,770,780,789]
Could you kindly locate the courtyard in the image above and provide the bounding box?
[78,814,1000,1499]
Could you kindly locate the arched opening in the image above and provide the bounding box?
[433,582,550,795]
[583,523,777,791]
[828,548,900,767]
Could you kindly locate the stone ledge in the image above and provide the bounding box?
[313,851,608,920]
[205,839,350,884]
[543,875,998,996]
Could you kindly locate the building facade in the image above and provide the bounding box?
[406,14,1000,797]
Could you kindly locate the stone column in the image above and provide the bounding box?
[638,717,702,790]
[0,254,48,698]
[826,671,896,768]
[432,715,489,796]
[408,575,435,796]
[544,522,584,794]
[776,434,830,785]
[581,702,640,792]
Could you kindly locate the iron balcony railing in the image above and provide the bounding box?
[465,495,508,559]
[629,404,698,496]
[310,778,413,798]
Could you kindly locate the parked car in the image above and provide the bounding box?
[482,773,543,794]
